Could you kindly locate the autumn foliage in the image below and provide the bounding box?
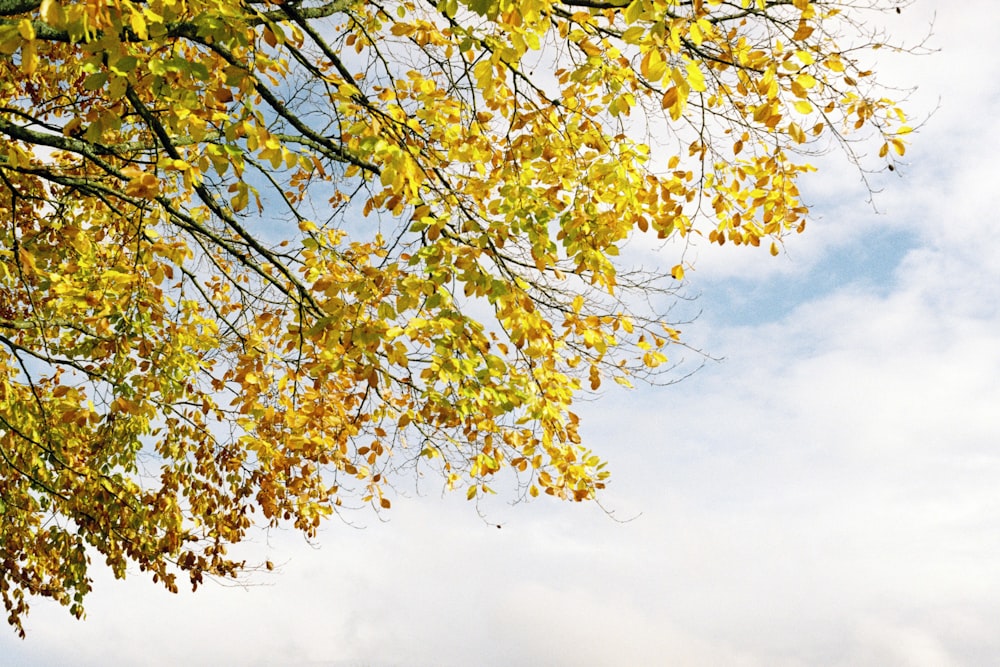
[0,0,911,633]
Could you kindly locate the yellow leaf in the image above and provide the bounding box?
[686,60,706,93]
[793,20,814,41]
[123,168,160,198]
[794,100,813,114]
[795,49,815,65]
[20,41,37,75]
[824,55,845,72]
[578,39,602,58]
[130,10,147,39]
[788,122,806,144]
[661,86,678,110]
[663,85,686,120]
[17,18,34,41]
[40,0,66,27]
[753,103,771,123]
[642,49,666,82]
[689,21,703,46]
[794,73,817,90]
[624,0,644,24]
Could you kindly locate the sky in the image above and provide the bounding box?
[5,1,1000,665]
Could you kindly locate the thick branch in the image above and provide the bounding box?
[0,0,37,16]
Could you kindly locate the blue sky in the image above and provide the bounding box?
[6,2,1000,665]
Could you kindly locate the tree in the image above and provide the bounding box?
[0,0,913,634]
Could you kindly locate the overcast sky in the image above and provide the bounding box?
[6,2,1000,665]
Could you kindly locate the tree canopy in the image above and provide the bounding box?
[0,0,912,634]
